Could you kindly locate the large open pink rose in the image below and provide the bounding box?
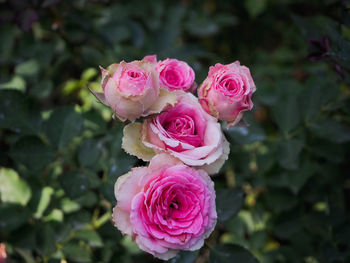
[122,92,230,175]
[112,154,217,260]
[198,61,256,128]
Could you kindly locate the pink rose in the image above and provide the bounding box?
[198,61,256,128]
[91,58,176,121]
[122,92,230,175]
[112,154,217,260]
[144,55,196,92]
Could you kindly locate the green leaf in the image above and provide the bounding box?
[210,244,259,263]
[52,222,72,243]
[61,198,81,214]
[34,186,54,218]
[0,203,31,233]
[310,140,345,163]
[154,5,185,52]
[60,172,90,199]
[127,21,145,47]
[74,191,98,208]
[82,110,107,133]
[278,138,304,170]
[170,250,199,263]
[186,14,219,37]
[81,68,98,81]
[308,119,350,143]
[226,114,265,144]
[62,242,91,263]
[75,229,103,247]
[0,90,42,135]
[35,224,56,256]
[100,127,137,202]
[45,106,83,149]
[11,225,37,250]
[299,76,338,120]
[0,25,16,60]
[245,0,267,18]
[273,83,301,133]
[266,162,316,194]
[293,15,322,39]
[216,189,244,223]
[15,248,36,263]
[9,136,56,171]
[0,75,26,91]
[250,230,267,251]
[0,168,31,205]
[29,79,53,99]
[265,188,297,212]
[66,210,90,229]
[326,23,350,62]
[78,138,102,168]
[44,209,64,222]
[15,59,40,77]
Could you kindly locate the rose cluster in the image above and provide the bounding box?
[91,55,256,260]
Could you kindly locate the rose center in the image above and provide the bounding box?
[164,115,195,136]
[217,74,245,98]
[119,68,148,96]
[164,70,180,85]
[223,79,241,93]
[127,70,141,79]
[169,200,179,210]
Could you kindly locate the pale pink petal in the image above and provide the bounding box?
[112,206,133,236]
[114,167,147,211]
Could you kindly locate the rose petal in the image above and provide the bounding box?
[200,135,230,174]
[115,167,147,211]
[142,88,178,117]
[112,206,133,236]
[122,123,156,161]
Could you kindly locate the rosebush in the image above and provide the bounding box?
[1,0,350,263]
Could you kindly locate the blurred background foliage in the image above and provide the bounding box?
[1,0,350,262]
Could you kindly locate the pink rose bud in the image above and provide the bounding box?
[122,91,230,175]
[112,154,217,260]
[92,58,177,122]
[198,61,256,128]
[101,60,159,121]
[156,58,197,92]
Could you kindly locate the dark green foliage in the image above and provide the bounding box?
[170,250,199,263]
[0,204,31,234]
[0,90,42,135]
[9,136,56,171]
[1,0,350,263]
[45,107,84,150]
[216,189,244,223]
[210,244,259,263]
